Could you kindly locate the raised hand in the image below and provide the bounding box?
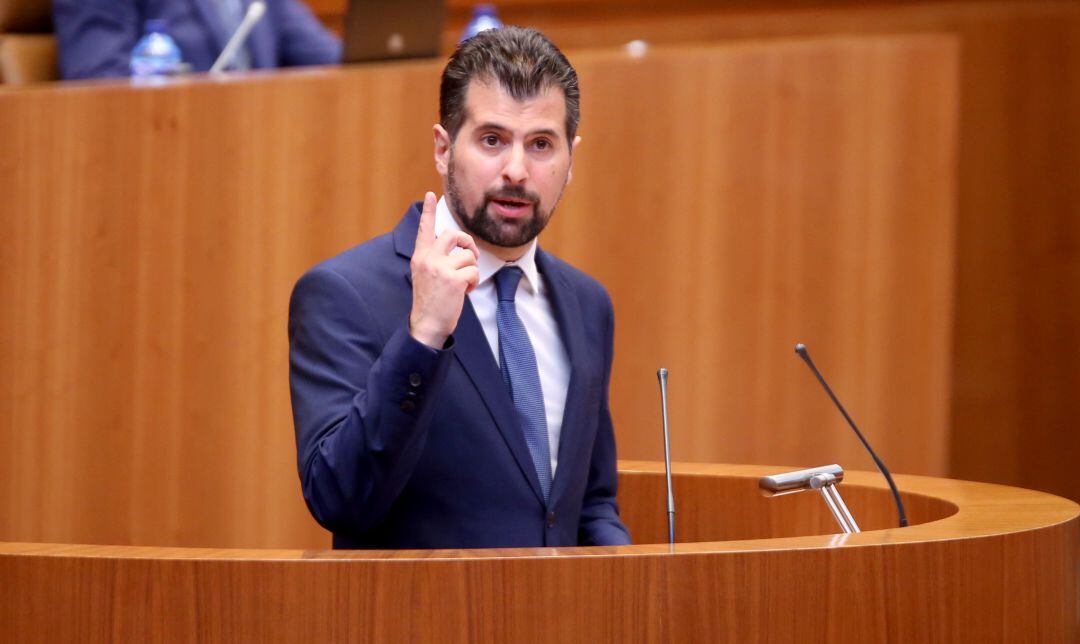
[409,192,480,348]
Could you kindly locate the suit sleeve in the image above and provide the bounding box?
[578,292,633,546]
[288,266,452,537]
[276,0,342,67]
[52,0,140,79]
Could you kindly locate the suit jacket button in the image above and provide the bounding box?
[400,399,416,413]
[546,511,556,528]
[408,372,422,388]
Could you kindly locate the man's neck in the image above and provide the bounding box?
[476,237,528,263]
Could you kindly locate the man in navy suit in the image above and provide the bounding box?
[53,0,340,79]
[289,27,631,549]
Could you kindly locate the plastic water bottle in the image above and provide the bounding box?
[461,5,503,42]
[130,19,182,80]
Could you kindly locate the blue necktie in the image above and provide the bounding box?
[494,267,553,502]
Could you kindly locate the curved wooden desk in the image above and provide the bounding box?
[2,463,1076,641]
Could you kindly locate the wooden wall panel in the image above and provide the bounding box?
[298,0,1080,503]
[562,38,957,478]
[631,0,1080,506]
[0,35,957,549]
[0,67,445,550]
[549,0,1080,507]
[943,7,1080,508]
[309,0,1080,505]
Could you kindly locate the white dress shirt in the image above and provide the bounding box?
[435,196,570,476]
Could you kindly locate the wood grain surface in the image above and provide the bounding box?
[0,35,958,549]
[0,464,1075,642]
[501,0,1080,506]
[312,0,1080,505]
[540,0,1080,513]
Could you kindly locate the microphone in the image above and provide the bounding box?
[657,368,676,544]
[759,464,861,533]
[210,1,267,74]
[759,464,845,496]
[794,343,908,528]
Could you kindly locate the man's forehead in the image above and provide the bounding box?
[461,78,567,135]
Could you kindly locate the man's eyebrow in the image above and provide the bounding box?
[475,122,510,133]
[529,128,560,139]
[473,122,562,139]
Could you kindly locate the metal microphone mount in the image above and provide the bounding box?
[759,464,861,534]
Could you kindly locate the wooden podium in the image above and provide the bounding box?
[2,463,1075,641]
[0,26,1076,641]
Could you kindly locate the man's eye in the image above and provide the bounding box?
[533,139,550,150]
[482,135,500,146]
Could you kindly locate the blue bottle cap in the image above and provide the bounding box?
[145,18,167,34]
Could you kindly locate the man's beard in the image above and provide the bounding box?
[446,155,564,249]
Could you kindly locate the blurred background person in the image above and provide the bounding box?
[53,0,341,79]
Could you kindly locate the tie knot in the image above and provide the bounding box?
[494,266,524,302]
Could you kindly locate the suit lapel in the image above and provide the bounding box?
[393,205,546,506]
[452,301,547,505]
[537,250,591,507]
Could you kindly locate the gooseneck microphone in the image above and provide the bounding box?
[657,368,676,544]
[794,343,909,528]
[210,1,267,74]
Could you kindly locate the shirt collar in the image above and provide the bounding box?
[434,195,541,294]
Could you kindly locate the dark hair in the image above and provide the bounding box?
[440,26,580,142]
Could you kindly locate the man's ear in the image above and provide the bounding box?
[567,135,582,184]
[433,124,452,178]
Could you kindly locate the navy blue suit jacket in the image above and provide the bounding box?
[53,0,341,79]
[288,204,632,549]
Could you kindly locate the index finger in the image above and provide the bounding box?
[414,191,437,251]
[456,230,480,262]
[435,230,480,263]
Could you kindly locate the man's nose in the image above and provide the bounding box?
[501,144,528,185]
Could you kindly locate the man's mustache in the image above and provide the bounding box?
[485,185,540,205]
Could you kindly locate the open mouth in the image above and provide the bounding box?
[492,197,532,207]
[489,197,535,217]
